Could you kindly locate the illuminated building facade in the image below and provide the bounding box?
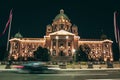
[9,9,113,62]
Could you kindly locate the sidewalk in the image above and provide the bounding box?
[0,64,120,71]
[0,65,17,72]
[0,65,14,69]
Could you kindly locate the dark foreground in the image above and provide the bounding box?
[0,69,120,80]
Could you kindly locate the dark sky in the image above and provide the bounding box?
[0,0,120,47]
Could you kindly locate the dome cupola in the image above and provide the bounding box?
[54,9,70,21]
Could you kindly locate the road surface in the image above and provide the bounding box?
[0,69,120,80]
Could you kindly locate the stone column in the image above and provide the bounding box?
[72,41,74,56]
[66,36,69,56]
[109,43,113,61]
[56,36,59,56]
[51,39,53,56]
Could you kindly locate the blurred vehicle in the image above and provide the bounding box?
[14,62,59,74]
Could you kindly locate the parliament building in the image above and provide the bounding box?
[9,9,113,62]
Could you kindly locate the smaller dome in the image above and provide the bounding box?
[101,34,107,40]
[54,9,69,21]
[14,32,23,38]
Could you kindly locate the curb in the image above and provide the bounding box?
[0,68,120,72]
[58,68,120,71]
[0,69,17,72]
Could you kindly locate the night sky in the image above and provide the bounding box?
[0,0,120,52]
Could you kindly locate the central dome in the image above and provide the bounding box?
[54,9,69,21]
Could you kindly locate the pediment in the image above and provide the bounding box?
[49,30,75,36]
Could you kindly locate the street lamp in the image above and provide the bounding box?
[72,49,75,53]
[56,36,59,39]
[66,36,69,39]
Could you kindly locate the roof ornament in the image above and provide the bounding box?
[60,9,64,14]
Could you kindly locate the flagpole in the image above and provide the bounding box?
[113,11,120,61]
[6,10,13,52]
[118,30,120,62]
[114,11,118,43]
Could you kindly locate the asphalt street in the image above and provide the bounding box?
[0,69,120,80]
